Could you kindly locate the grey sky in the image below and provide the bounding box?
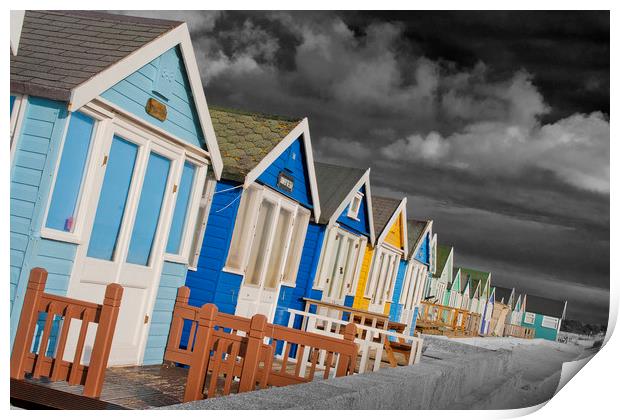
[115,10,609,323]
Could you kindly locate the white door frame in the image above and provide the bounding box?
[67,116,186,366]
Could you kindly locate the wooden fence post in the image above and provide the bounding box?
[335,322,356,376]
[238,313,267,393]
[167,286,191,351]
[183,303,217,402]
[10,267,48,379]
[83,283,123,398]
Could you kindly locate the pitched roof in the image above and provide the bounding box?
[407,219,429,259]
[468,278,481,299]
[314,162,366,224]
[433,244,452,278]
[209,107,302,182]
[494,286,513,305]
[372,196,402,240]
[11,10,182,101]
[525,295,566,319]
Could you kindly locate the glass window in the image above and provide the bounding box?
[282,209,309,286]
[265,206,294,289]
[87,136,138,260]
[244,199,276,285]
[542,316,559,329]
[126,152,171,265]
[166,161,196,255]
[524,312,536,324]
[347,192,363,219]
[226,186,260,271]
[46,112,95,232]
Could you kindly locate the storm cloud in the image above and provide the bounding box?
[114,10,610,323]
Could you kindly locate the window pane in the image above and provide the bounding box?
[265,207,294,289]
[166,162,196,254]
[87,136,138,260]
[127,152,171,265]
[245,200,276,286]
[10,95,16,115]
[46,112,95,232]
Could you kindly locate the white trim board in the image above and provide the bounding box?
[67,23,223,180]
[243,118,321,222]
[375,197,408,255]
[326,167,376,244]
[10,11,25,55]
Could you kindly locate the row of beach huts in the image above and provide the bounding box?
[9,11,568,407]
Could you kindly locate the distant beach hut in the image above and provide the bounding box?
[353,196,408,314]
[521,295,568,341]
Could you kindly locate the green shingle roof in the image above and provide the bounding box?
[210,107,302,182]
[433,244,452,278]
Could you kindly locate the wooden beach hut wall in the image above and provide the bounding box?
[353,196,408,314]
[521,295,567,341]
[482,287,496,335]
[492,286,515,335]
[183,108,321,326]
[292,163,375,310]
[389,219,434,332]
[9,11,223,366]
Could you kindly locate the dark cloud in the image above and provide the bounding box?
[113,10,609,324]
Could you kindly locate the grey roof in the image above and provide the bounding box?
[314,162,367,225]
[11,10,182,101]
[525,295,566,319]
[494,286,513,305]
[209,107,303,182]
[407,219,429,259]
[372,196,402,240]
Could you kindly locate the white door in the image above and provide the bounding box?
[367,246,400,313]
[67,123,181,366]
[235,189,296,321]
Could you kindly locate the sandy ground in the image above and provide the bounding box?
[443,336,594,409]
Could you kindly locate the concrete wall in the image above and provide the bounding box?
[159,336,515,410]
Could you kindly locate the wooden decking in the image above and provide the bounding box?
[15,349,409,410]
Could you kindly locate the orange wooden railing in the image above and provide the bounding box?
[504,324,535,339]
[165,286,358,402]
[10,268,123,398]
[417,301,480,336]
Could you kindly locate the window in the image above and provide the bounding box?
[524,312,536,324]
[347,192,363,220]
[225,184,311,289]
[46,112,96,233]
[541,316,559,329]
[166,161,197,255]
[187,179,216,270]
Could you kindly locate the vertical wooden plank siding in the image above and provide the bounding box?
[101,46,205,149]
[10,97,70,348]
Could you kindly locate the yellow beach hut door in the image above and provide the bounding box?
[236,188,297,320]
[68,122,181,366]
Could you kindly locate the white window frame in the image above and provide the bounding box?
[347,191,363,220]
[10,94,27,162]
[163,155,208,265]
[40,101,210,253]
[187,178,217,270]
[224,183,310,289]
[541,315,559,329]
[524,312,536,324]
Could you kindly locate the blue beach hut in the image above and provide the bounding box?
[184,108,321,323]
[272,162,375,327]
[10,11,223,366]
